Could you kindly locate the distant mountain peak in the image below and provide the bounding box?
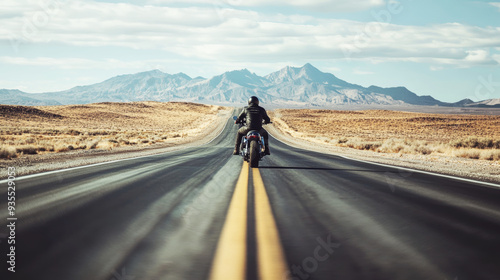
[148,69,164,74]
[205,68,266,88]
[466,98,500,107]
[225,68,252,75]
[135,69,166,76]
[298,63,324,79]
[173,72,192,80]
[0,63,486,107]
[265,63,350,88]
[302,62,318,71]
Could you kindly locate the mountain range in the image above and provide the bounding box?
[1,63,498,107]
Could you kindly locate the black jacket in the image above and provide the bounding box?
[236,104,271,130]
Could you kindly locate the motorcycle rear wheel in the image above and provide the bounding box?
[249,140,259,168]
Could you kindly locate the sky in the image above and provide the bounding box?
[0,0,499,102]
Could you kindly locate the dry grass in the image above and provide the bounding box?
[270,109,500,161]
[0,102,228,159]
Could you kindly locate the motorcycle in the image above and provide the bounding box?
[233,116,270,168]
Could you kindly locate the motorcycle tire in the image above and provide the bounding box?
[249,140,259,168]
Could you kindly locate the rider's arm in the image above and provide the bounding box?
[236,108,247,123]
[261,108,271,124]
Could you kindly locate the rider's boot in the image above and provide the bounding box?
[264,145,270,155]
[233,145,239,155]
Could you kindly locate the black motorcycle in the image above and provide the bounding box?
[233,116,270,168]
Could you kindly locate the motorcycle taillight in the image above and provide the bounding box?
[248,135,259,140]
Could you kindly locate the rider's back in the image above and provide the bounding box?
[243,104,269,130]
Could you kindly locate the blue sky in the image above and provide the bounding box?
[0,0,499,102]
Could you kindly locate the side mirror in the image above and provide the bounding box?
[233,116,237,120]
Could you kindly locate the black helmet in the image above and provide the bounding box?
[248,96,259,106]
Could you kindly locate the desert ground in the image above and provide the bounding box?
[0,102,229,159]
[270,109,500,161]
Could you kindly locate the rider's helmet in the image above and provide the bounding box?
[248,96,259,106]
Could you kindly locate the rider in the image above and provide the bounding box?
[233,96,271,155]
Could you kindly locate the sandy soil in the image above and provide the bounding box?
[267,109,500,184]
[0,102,232,178]
[270,109,500,143]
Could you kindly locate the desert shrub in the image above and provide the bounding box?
[450,137,500,149]
[378,139,406,153]
[37,141,55,152]
[343,138,381,151]
[16,145,37,155]
[362,143,381,151]
[38,144,54,152]
[88,130,109,136]
[25,137,36,144]
[0,146,17,159]
[116,137,128,144]
[415,145,432,155]
[97,141,117,150]
[454,149,481,159]
[88,140,100,149]
[66,129,81,136]
[432,144,448,154]
[480,150,500,161]
[337,138,348,144]
[54,143,69,152]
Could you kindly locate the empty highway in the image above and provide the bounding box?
[1,115,500,280]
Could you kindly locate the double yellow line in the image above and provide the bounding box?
[209,162,288,280]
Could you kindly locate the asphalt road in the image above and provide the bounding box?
[1,115,500,280]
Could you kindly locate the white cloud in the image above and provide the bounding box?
[0,56,152,69]
[493,54,500,64]
[490,2,500,11]
[147,0,385,12]
[0,1,499,69]
[232,0,385,12]
[0,56,294,79]
[464,49,490,63]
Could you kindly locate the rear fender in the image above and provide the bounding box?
[246,130,261,141]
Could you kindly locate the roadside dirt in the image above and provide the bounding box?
[267,123,500,184]
[0,107,232,179]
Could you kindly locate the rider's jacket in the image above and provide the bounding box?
[236,104,271,130]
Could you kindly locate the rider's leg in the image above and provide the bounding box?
[260,128,270,155]
[234,127,249,155]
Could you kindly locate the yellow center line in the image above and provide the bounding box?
[209,161,249,280]
[253,168,288,280]
[209,162,288,280]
